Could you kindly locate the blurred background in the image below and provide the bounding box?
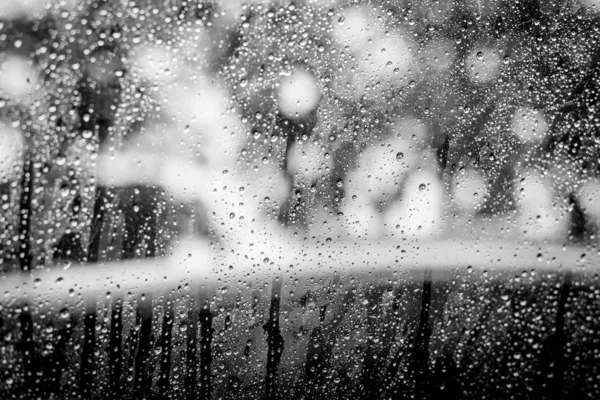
[2,0,600,272]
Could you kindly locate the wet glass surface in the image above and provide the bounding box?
[1,0,600,399]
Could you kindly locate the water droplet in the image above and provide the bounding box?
[396,152,404,161]
[419,183,426,191]
[59,308,70,319]
[476,51,484,61]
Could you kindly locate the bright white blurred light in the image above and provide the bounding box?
[421,39,455,72]
[465,47,501,84]
[277,68,321,118]
[349,120,427,201]
[511,107,549,143]
[577,179,600,223]
[515,171,569,241]
[359,34,413,86]
[0,55,40,102]
[582,0,600,11]
[131,45,181,84]
[384,170,444,238]
[341,198,383,239]
[452,169,488,214]
[332,5,383,52]
[161,78,245,167]
[0,123,24,183]
[169,234,211,276]
[96,150,161,187]
[159,159,206,203]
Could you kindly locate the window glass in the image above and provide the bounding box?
[0,1,599,398]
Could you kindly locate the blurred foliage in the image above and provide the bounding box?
[1,0,600,271]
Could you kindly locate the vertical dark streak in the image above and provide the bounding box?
[125,307,140,396]
[80,186,107,399]
[304,289,355,400]
[360,287,385,399]
[199,300,213,400]
[380,288,411,398]
[133,293,153,400]
[18,306,35,398]
[17,156,34,271]
[413,268,432,400]
[158,293,175,399]
[264,278,284,400]
[542,270,572,400]
[46,320,73,397]
[80,301,97,399]
[88,187,108,264]
[13,154,35,400]
[108,295,123,400]
[185,292,200,400]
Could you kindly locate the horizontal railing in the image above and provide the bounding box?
[0,239,594,303]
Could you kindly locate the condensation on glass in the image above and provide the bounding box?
[0,1,599,399]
